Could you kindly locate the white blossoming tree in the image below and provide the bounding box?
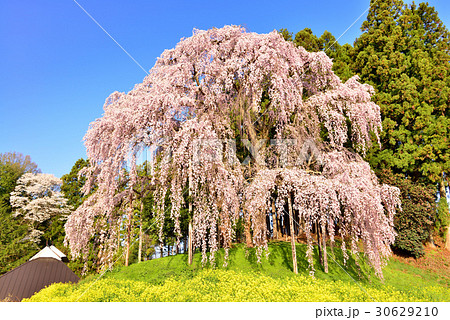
[10,173,72,244]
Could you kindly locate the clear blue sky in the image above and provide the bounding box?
[1,0,449,178]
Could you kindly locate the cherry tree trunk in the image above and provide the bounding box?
[245,213,253,247]
[272,202,278,240]
[117,226,120,248]
[329,226,334,256]
[188,221,193,264]
[316,222,323,267]
[321,223,328,273]
[188,159,194,265]
[285,212,289,241]
[288,194,298,274]
[125,217,131,266]
[138,202,143,263]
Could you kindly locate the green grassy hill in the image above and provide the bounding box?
[25,242,450,302]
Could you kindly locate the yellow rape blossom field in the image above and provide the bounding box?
[25,242,450,302]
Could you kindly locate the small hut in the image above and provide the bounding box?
[0,246,79,301]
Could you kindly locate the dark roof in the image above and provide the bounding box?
[0,257,79,302]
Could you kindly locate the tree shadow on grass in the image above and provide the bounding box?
[267,241,375,284]
[112,241,378,287]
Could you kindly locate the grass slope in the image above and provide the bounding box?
[25,242,450,302]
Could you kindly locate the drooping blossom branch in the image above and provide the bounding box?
[245,151,400,278]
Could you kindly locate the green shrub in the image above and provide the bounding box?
[377,169,436,257]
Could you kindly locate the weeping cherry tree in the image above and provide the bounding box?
[65,26,401,277]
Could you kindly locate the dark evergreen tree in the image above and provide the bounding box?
[353,0,450,249]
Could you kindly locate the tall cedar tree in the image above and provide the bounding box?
[352,0,450,248]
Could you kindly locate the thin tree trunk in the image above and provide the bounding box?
[301,215,305,239]
[316,221,322,267]
[445,227,450,251]
[188,158,194,265]
[288,194,298,274]
[245,211,253,247]
[426,232,436,248]
[321,223,328,273]
[272,201,278,240]
[285,210,289,241]
[188,221,193,264]
[330,240,334,257]
[126,217,131,266]
[293,210,297,236]
[138,202,143,263]
[438,178,450,251]
[117,225,120,248]
[126,198,134,267]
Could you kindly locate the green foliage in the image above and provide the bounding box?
[233,216,245,243]
[0,152,40,176]
[25,242,449,302]
[330,43,355,82]
[353,0,450,187]
[278,28,292,42]
[280,28,354,82]
[377,169,436,257]
[0,165,21,197]
[0,208,37,275]
[61,158,89,209]
[436,198,450,240]
[0,154,41,275]
[294,28,320,51]
[42,216,66,249]
[142,192,175,243]
[138,181,191,255]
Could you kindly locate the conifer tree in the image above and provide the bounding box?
[353,0,450,249]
